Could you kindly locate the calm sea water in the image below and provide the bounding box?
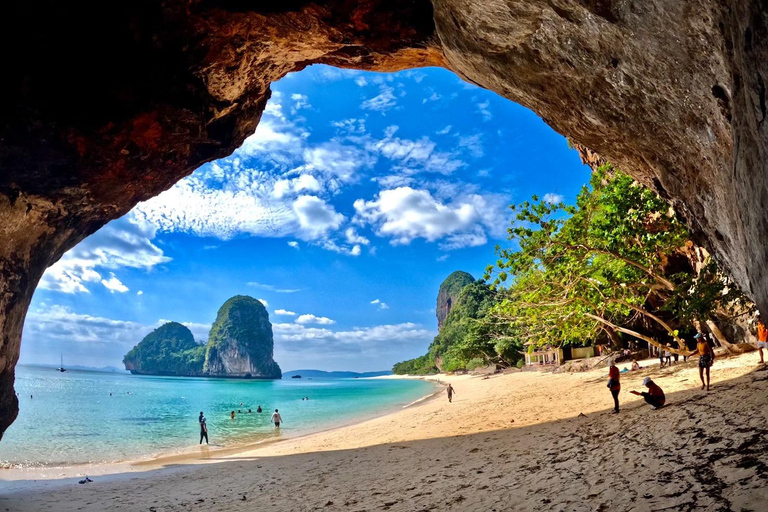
[0,366,435,468]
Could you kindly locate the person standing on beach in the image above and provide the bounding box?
[446,384,456,403]
[199,412,208,444]
[689,333,715,390]
[271,409,282,429]
[630,377,665,409]
[607,361,621,413]
[756,314,768,364]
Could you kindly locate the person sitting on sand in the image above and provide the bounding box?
[631,361,642,371]
[199,412,208,445]
[257,405,262,413]
[688,333,715,391]
[607,360,621,414]
[757,313,768,364]
[630,377,666,409]
[446,384,456,403]
[271,409,282,429]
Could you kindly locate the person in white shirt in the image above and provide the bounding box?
[271,409,282,429]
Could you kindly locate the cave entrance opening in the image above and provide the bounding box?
[2,64,592,458]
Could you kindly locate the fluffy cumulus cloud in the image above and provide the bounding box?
[292,196,344,238]
[295,314,336,325]
[353,187,505,249]
[274,309,296,316]
[39,215,169,294]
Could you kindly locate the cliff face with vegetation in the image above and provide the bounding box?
[394,272,515,375]
[122,296,281,379]
[436,271,475,329]
[203,296,282,379]
[123,322,206,376]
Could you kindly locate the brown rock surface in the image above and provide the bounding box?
[1,0,768,436]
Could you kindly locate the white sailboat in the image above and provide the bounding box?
[57,353,66,372]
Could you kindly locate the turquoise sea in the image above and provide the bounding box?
[0,366,435,468]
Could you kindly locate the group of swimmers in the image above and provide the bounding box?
[199,405,283,444]
[607,331,718,414]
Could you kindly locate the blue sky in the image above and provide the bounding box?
[21,65,590,372]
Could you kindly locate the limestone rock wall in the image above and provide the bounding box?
[2,0,768,436]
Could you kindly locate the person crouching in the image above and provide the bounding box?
[630,377,666,410]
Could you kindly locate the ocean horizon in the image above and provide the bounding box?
[0,365,435,468]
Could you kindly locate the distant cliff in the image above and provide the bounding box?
[436,271,475,329]
[123,322,206,376]
[122,296,281,379]
[203,295,282,379]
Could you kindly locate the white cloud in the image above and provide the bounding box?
[361,85,397,112]
[258,299,269,307]
[101,273,129,293]
[295,314,336,325]
[436,125,452,135]
[290,93,310,114]
[354,187,497,247]
[370,299,389,310]
[247,282,302,293]
[350,245,362,256]
[543,193,564,204]
[475,99,492,121]
[39,215,169,294]
[437,254,450,262]
[345,227,370,246]
[274,309,296,316]
[292,195,344,239]
[273,322,433,354]
[288,241,300,249]
[137,290,144,295]
[354,77,368,87]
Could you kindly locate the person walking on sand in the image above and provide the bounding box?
[271,409,282,429]
[689,333,715,390]
[199,411,209,445]
[446,384,456,403]
[630,377,666,409]
[607,360,621,413]
[757,314,768,364]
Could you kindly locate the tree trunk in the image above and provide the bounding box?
[602,325,623,350]
[706,319,739,354]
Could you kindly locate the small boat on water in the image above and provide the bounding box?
[291,375,302,379]
[57,354,66,372]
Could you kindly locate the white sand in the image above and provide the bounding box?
[2,351,768,511]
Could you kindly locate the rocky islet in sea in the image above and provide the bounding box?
[123,295,282,379]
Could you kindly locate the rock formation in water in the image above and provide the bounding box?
[123,322,206,376]
[203,296,282,379]
[436,271,475,329]
[2,0,768,437]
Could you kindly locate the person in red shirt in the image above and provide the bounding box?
[607,361,621,413]
[756,314,768,364]
[630,377,665,409]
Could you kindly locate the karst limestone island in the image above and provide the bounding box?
[123,295,282,379]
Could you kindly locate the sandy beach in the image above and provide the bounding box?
[2,351,768,511]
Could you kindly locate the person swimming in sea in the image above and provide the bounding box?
[230,410,235,420]
[256,405,262,413]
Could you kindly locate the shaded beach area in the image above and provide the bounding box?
[2,351,768,511]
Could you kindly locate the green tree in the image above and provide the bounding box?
[487,166,749,354]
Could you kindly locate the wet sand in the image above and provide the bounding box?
[2,351,767,511]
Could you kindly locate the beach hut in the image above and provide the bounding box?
[523,342,563,366]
